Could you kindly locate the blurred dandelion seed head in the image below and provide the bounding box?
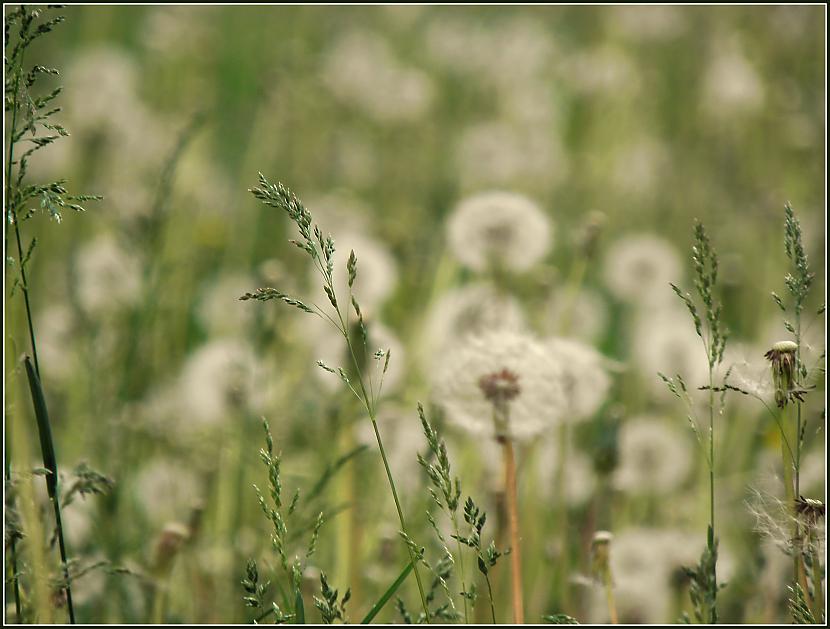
[614,416,693,495]
[603,233,683,305]
[447,191,553,273]
[433,330,566,441]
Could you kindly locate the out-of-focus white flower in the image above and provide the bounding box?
[178,339,264,428]
[610,138,669,198]
[424,16,553,88]
[558,46,640,96]
[35,305,78,383]
[197,273,256,337]
[421,282,527,372]
[305,193,372,239]
[631,305,709,397]
[65,47,139,133]
[446,191,553,273]
[433,331,566,441]
[76,235,142,316]
[607,6,687,41]
[140,6,213,57]
[134,459,202,525]
[602,233,682,305]
[534,437,596,506]
[701,40,764,118]
[322,30,433,122]
[546,288,609,343]
[313,320,406,397]
[308,230,398,313]
[614,416,693,495]
[586,527,670,623]
[454,121,569,190]
[354,405,425,496]
[546,337,612,422]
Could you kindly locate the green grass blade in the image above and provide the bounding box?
[24,356,76,623]
[361,561,414,624]
[294,589,305,624]
[24,357,59,496]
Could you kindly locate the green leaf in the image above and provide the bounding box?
[295,589,306,624]
[361,562,413,624]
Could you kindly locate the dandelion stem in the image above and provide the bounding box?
[603,570,618,624]
[500,436,524,624]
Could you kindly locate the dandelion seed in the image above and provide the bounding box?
[446,191,553,273]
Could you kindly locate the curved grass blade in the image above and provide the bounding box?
[361,561,414,624]
[24,356,75,623]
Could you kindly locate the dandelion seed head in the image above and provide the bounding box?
[35,305,79,383]
[312,320,405,397]
[702,39,765,118]
[632,305,709,397]
[178,339,264,429]
[546,288,609,343]
[446,191,553,273]
[533,437,597,506]
[322,30,433,122]
[76,235,142,316]
[454,121,568,190]
[603,233,682,305]
[546,337,612,422]
[614,416,693,495]
[607,6,687,41]
[196,272,256,337]
[134,459,202,526]
[421,283,527,373]
[309,230,398,312]
[433,331,566,441]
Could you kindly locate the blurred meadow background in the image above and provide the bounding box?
[4,4,827,625]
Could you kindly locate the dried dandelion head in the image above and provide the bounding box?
[764,340,802,407]
[433,331,566,441]
[446,191,553,273]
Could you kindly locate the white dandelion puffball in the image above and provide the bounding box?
[546,337,612,422]
[313,320,406,397]
[76,235,142,316]
[534,437,597,506]
[134,459,202,525]
[433,330,566,441]
[614,416,693,495]
[309,230,398,313]
[321,30,433,123]
[602,233,682,305]
[178,339,264,429]
[196,272,256,337]
[454,121,568,190]
[701,40,764,118]
[421,282,527,373]
[354,405,425,497]
[446,191,553,273]
[547,288,609,343]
